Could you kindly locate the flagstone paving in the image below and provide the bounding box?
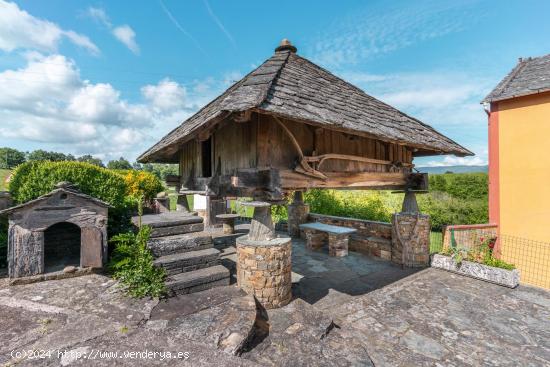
[1,237,549,366]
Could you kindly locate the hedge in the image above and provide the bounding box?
[9,161,127,208]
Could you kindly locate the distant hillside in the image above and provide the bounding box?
[416,165,488,174]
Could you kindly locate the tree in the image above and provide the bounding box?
[141,163,178,180]
[0,147,26,169]
[107,157,132,170]
[27,150,75,162]
[77,154,104,167]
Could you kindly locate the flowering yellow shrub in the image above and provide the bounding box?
[121,170,164,201]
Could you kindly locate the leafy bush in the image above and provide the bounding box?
[9,161,127,207]
[108,225,166,298]
[302,173,489,231]
[429,173,488,200]
[9,161,131,235]
[118,170,164,201]
[304,189,399,222]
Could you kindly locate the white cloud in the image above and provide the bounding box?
[142,78,187,111]
[84,7,139,54]
[0,0,99,54]
[340,69,492,166]
[112,25,139,54]
[308,1,480,68]
[86,7,111,28]
[422,155,487,167]
[0,53,227,161]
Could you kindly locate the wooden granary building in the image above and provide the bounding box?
[139,40,471,202]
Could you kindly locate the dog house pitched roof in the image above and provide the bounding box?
[138,40,472,163]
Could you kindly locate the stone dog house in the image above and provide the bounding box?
[0,182,109,279]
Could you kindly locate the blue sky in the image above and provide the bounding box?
[1,0,549,166]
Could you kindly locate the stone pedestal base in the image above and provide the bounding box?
[216,214,239,234]
[391,213,430,267]
[154,197,170,213]
[236,236,292,309]
[287,202,309,238]
[176,194,191,213]
[328,233,349,257]
[303,229,325,250]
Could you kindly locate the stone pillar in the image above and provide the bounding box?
[208,197,227,227]
[287,191,309,238]
[154,194,170,213]
[303,229,325,250]
[176,194,191,213]
[236,201,292,309]
[391,213,430,267]
[328,233,349,257]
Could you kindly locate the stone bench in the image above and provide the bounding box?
[299,222,357,257]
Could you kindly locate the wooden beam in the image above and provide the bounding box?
[279,170,409,190]
[304,153,414,169]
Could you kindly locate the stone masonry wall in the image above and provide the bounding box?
[391,213,430,267]
[236,239,292,309]
[308,213,392,260]
[287,202,309,237]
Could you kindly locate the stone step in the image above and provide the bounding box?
[165,265,230,296]
[133,212,204,238]
[147,232,213,257]
[154,248,221,276]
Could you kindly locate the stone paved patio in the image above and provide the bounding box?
[217,233,420,304]
[1,234,549,366]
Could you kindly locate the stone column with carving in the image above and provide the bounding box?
[236,201,292,309]
[287,191,309,238]
[391,191,431,267]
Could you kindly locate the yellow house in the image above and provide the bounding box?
[483,54,550,287]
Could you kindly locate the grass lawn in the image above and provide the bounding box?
[0,169,11,191]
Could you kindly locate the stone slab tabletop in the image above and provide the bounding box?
[239,201,271,207]
[236,235,291,247]
[299,222,357,235]
[179,190,207,195]
[216,214,240,219]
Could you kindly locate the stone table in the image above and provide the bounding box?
[299,222,357,257]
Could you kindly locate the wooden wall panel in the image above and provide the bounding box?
[213,118,256,175]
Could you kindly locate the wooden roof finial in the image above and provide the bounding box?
[275,38,297,53]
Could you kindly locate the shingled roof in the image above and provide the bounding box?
[139,40,472,162]
[483,53,550,103]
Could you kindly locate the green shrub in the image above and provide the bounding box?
[9,161,131,235]
[116,169,164,201]
[108,225,166,298]
[9,161,127,207]
[429,173,488,200]
[304,189,398,222]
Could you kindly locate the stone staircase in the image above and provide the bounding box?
[136,212,230,296]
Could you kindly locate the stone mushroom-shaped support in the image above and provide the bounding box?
[215,213,240,234]
[236,201,292,309]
